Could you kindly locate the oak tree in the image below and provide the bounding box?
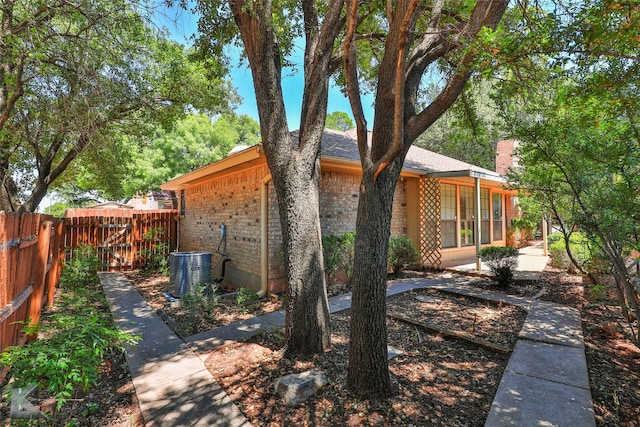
[343,0,509,396]
[194,0,346,356]
[0,0,234,212]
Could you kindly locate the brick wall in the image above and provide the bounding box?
[179,165,409,294]
[266,181,285,293]
[179,166,268,285]
[319,170,407,238]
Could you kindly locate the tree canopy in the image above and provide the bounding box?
[48,112,260,203]
[0,0,236,212]
[123,113,261,197]
[326,111,354,131]
[496,1,640,346]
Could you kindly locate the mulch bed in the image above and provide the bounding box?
[3,267,638,426]
[205,287,527,426]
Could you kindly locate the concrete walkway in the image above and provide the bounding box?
[99,244,595,426]
[447,241,551,283]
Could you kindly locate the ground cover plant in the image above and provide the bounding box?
[0,246,143,426]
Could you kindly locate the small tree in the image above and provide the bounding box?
[478,246,519,289]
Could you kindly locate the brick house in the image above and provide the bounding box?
[161,129,517,295]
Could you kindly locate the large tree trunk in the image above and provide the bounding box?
[348,160,403,396]
[344,0,509,396]
[601,238,640,347]
[227,0,343,356]
[274,157,331,354]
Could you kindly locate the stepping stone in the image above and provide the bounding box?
[519,302,584,348]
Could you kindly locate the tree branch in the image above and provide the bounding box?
[372,0,420,181]
[344,0,370,168]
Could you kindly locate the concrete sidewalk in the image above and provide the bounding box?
[100,249,595,426]
[446,241,550,283]
[99,272,249,426]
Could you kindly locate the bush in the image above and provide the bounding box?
[548,231,606,273]
[388,236,420,275]
[507,217,537,248]
[322,232,356,285]
[478,246,519,288]
[180,284,220,334]
[60,244,103,289]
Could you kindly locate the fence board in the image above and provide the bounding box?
[1,209,176,382]
[1,212,64,382]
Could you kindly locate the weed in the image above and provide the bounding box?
[180,285,220,334]
[137,228,170,275]
[60,244,103,290]
[236,288,259,313]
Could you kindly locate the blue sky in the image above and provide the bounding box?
[158,3,374,131]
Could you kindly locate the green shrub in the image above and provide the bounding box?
[137,228,170,275]
[388,236,420,274]
[0,289,138,411]
[178,284,220,334]
[548,231,603,272]
[510,217,537,233]
[322,232,356,285]
[547,231,564,246]
[478,246,519,288]
[60,244,103,290]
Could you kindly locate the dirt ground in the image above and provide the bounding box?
[2,266,638,426]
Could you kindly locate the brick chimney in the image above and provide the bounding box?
[495,139,518,175]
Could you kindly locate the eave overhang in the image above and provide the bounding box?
[161,145,263,191]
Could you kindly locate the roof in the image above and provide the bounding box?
[319,128,503,181]
[162,129,504,190]
[87,201,132,209]
[151,190,176,200]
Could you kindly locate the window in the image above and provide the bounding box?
[459,186,475,246]
[180,189,186,216]
[481,189,490,244]
[441,184,457,248]
[438,183,505,249]
[493,193,503,241]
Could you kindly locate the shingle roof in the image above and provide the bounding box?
[162,128,504,191]
[316,128,502,179]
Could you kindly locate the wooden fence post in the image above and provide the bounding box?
[27,221,52,343]
[46,220,64,307]
[131,214,139,270]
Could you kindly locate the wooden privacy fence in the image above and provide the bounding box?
[0,209,175,382]
[0,212,64,380]
[63,209,177,271]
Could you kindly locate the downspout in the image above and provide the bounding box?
[258,174,272,297]
[475,177,482,270]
